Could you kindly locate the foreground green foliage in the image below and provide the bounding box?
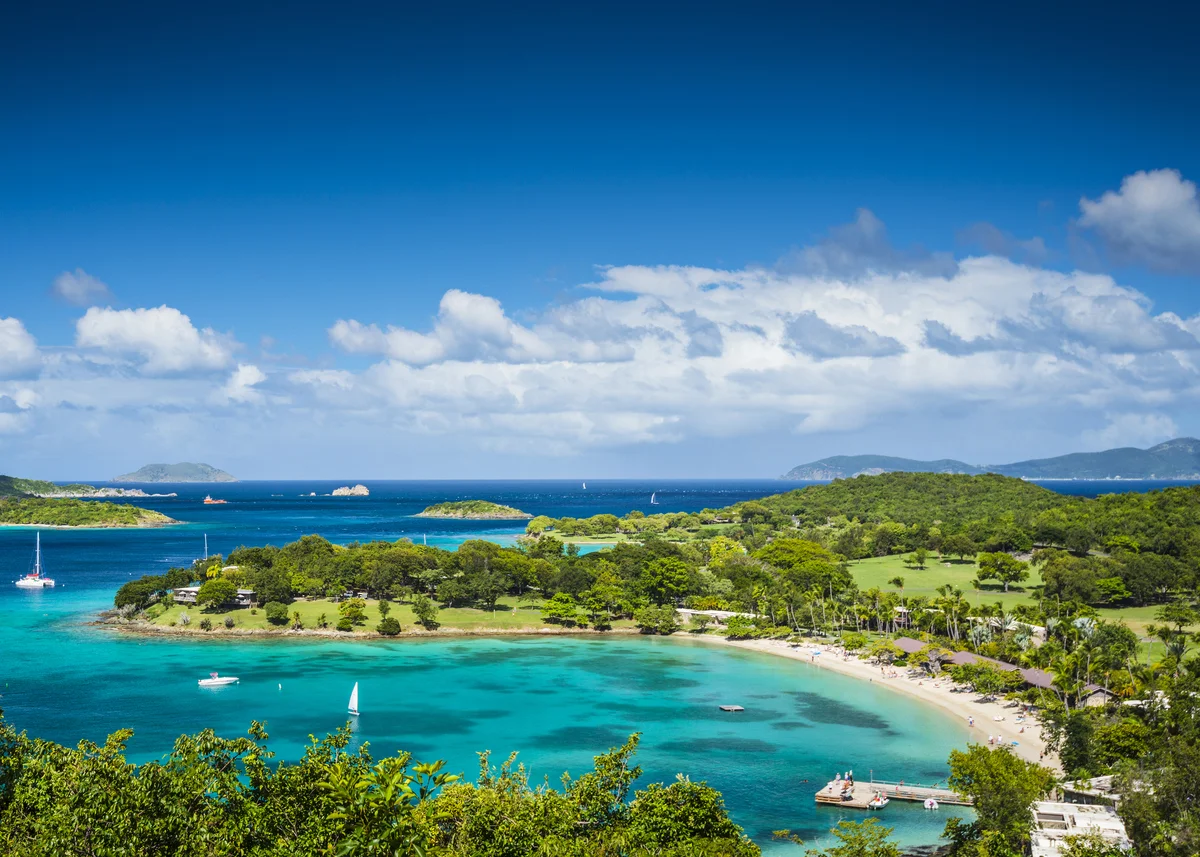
[0,496,175,527]
[942,745,1056,856]
[0,717,757,857]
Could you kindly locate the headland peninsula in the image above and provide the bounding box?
[0,475,178,528]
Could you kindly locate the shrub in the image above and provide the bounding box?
[635,605,679,635]
[336,617,353,632]
[723,615,754,639]
[223,616,234,629]
[199,618,213,631]
[411,594,439,630]
[541,592,579,626]
[292,611,304,630]
[263,601,289,625]
[377,616,402,636]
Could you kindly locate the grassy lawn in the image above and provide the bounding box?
[850,553,1042,611]
[149,595,636,632]
[851,554,1197,655]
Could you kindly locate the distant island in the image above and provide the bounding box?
[113,463,237,483]
[783,438,1200,480]
[0,475,175,499]
[415,500,532,519]
[332,484,369,496]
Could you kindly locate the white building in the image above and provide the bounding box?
[1030,801,1132,857]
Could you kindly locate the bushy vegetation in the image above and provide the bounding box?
[0,719,760,856]
[0,497,174,527]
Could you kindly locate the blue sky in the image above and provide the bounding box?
[3,1,1200,479]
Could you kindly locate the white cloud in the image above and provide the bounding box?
[310,244,1200,451]
[221,363,267,403]
[0,318,41,379]
[1081,413,1179,451]
[1079,169,1200,273]
[51,269,113,305]
[330,288,637,365]
[75,306,235,373]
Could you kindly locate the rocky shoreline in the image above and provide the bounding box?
[33,488,178,499]
[99,616,639,640]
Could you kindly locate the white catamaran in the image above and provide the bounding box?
[348,682,360,716]
[15,533,55,589]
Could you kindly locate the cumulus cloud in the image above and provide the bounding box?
[8,208,1200,465]
[75,306,235,373]
[0,318,41,378]
[221,363,267,403]
[51,269,113,305]
[313,233,1200,450]
[1079,169,1200,273]
[330,288,638,365]
[785,311,905,360]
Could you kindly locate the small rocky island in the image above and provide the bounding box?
[332,484,370,496]
[415,500,533,519]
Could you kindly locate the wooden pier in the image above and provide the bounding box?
[815,778,973,810]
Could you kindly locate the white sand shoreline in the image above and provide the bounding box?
[681,634,1057,771]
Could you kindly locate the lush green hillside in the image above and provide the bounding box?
[0,497,176,527]
[113,462,236,482]
[415,500,532,519]
[0,475,99,496]
[747,472,1071,526]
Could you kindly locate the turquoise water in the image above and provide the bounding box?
[0,479,1027,850]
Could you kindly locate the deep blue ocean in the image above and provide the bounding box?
[0,479,1185,851]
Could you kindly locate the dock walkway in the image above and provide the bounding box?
[815,778,972,809]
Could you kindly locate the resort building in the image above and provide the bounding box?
[171,586,255,607]
[891,637,1110,697]
[1029,801,1132,856]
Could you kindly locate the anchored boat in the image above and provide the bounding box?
[198,672,239,687]
[14,533,55,589]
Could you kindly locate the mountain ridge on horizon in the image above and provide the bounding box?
[782,438,1200,481]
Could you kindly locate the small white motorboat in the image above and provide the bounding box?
[198,672,239,688]
[924,798,939,810]
[868,793,889,810]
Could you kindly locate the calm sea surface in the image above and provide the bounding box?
[1,479,1186,851]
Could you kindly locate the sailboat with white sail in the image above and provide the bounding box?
[15,533,55,589]
[650,492,659,505]
[348,682,360,716]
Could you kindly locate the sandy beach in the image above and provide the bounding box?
[692,635,1057,770]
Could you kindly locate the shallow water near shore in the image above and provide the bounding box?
[3,478,1162,851]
